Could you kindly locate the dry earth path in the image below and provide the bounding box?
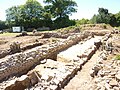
[63,50,101,90]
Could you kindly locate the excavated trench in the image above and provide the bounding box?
[0,33,109,90]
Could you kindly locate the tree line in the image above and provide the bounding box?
[4,0,77,31]
[76,8,120,27]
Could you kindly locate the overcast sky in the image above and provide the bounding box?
[0,0,120,21]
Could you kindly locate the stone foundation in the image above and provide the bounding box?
[3,36,102,90]
[0,33,89,81]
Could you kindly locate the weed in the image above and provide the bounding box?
[115,55,120,60]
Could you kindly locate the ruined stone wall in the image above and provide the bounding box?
[3,35,102,90]
[0,42,43,59]
[0,33,89,81]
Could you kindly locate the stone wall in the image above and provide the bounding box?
[0,33,89,81]
[3,36,102,90]
[30,32,70,39]
[0,42,43,59]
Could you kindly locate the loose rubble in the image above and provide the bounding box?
[89,36,120,90]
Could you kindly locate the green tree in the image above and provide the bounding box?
[90,8,111,24]
[109,14,117,27]
[98,8,111,24]
[44,0,77,18]
[115,12,120,26]
[76,18,89,26]
[0,20,8,30]
[6,0,44,30]
[53,15,75,29]
[44,0,77,29]
[42,6,53,28]
[20,0,44,29]
[90,14,98,24]
[6,6,21,27]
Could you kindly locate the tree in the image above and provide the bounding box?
[90,8,111,24]
[0,20,8,30]
[20,0,44,29]
[98,8,111,24]
[42,5,53,28]
[53,15,75,29]
[76,18,89,26]
[90,14,98,24]
[6,0,44,30]
[44,0,77,29]
[109,13,117,27]
[115,12,120,26]
[6,6,21,27]
[6,0,77,30]
[44,0,77,18]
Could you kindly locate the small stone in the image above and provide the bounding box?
[109,79,118,87]
[5,77,30,90]
[115,73,120,81]
[17,75,31,88]
[113,86,119,90]
[47,76,53,82]
[90,70,95,77]
[105,83,111,90]
[49,85,58,90]
[28,72,39,85]
[40,59,47,64]
[110,70,117,76]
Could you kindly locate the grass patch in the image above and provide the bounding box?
[0,33,20,37]
[117,26,120,30]
[0,32,32,37]
[115,55,120,60]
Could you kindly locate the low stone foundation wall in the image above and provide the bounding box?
[0,33,89,81]
[30,32,70,39]
[3,37,102,90]
[0,42,43,59]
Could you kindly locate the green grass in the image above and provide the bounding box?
[115,55,120,60]
[0,32,32,37]
[117,26,120,30]
[0,32,20,36]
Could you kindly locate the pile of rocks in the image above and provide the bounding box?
[89,51,120,90]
